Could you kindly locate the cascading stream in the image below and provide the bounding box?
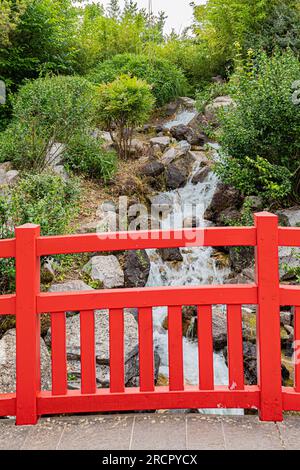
[146,108,243,415]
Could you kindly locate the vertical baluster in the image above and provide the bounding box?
[80,310,96,394]
[138,307,155,392]
[295,307,300,392]
[227,305,244,390]
[168,306,184,391]
[51,312,67,395]
[109,308,124,393]
[198,305,214,390]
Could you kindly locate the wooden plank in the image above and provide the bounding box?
[278,227,300,247]
[37,285,258,313]
[109,309,124,393]
[0,238,15,258]
[51,312,67,396]
[295,307,300,392]
[198,306,214,390]
[227,305,244,390]
[168,306,184,391]
[138,308,155,392]
[0,294,16,315]
[255,213,282,421]
[280,286,300,306]
[36,227,257,256]
[37,385,260,416]
[80,310,96,395]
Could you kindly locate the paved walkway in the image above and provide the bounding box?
[0,414,299,450]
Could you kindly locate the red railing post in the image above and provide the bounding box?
[255,212,283,421]
[15,224,41,425]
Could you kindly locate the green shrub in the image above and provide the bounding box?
[88,53,188,107]
[0,75,97,170]
[218,50,300,198]
[64,131,117,181]
[96,74,154,159]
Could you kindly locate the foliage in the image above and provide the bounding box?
[0,75,97,170]
[196,81,229,113]
[0,171,80,293]
[88,53,188,107]
[96,75,154,159]
[64,131,117,181]
[217,50,300,198]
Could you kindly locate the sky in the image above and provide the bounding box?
[83,1,206,34]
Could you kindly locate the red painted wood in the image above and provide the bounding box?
[15,224,41,425]
[0,294,15,315]
[295,307,300,392]
[37,385,260,416]
[36,227,256,256]
[227,305,244,390]
[279,227,300,247]
[0,238,15,258]
[255,212,283,421]
[109,309,125,393]
[282,387,300,410]
[0,394,16,417]
[51,312,67,396]
[280,286,300,306]
[37,285,258,313]
[138,308,155,392]
[80,310,96,394]
[198,306,214,390]
[168,306,184,391]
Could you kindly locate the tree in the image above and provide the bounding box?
[96,75,154,159]
[107,0,120,19]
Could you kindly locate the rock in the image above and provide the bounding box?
[228,247,254,274]
[161,147,182,165]
[158,248,183,262]
[244,196,264,212]
[160,141,191,166]
[0,330,51,394]
[176,140,191,153]
[45,142,65,167]
[188,150,210,166]
[0,162,13,172]
[0,169,7,185]
[204,183,243,224]
[178,97,196,110]
[150,144,163,158]
[205,96,235,123]
[183,216,200,228]
[123,250,150,288]
[150,193,174,207]
[41,258,56,284]
[279,246,300,281]
[139,157,165,178]
[129,139,148,158]
[170,124,194,142]
[150,136,171,150]
[98,131,114,149]
[212,307,228,351]
[191,166,211,184]
[280,311,292,326]
[83,255,124,289]
[212,75,226,85]
[49,280,92,293]
[165,164,187,190]
[5,170,19,186]
[53,165,69,181]
[218,208,241,225]
[162,100,179,116]
[277,206,300,227]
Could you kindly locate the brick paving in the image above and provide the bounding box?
[0,414,299,450]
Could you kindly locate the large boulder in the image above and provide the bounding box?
[158,248,183,262]
[83,255,124,289]
[49,280,93,293]
[228,247,255,274]
[47,310,160,388]
[170,124,206,147]
[150,136,171,151]
[191,166,211,185]
[0,330,51,394]
[165,164,187,190]
[204,183,244,224]
[139,157,165,178]
[123,250,151,288]
[205,96,235,124]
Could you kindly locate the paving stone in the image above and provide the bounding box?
[57,415,134,450]
[278,416,300,450]
[221,416,283,450]
[0,419,31,450]
[187,415,225,450]
[131,415,186,450]
[21,418,65,450]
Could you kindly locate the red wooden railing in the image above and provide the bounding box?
[0,212,300,425]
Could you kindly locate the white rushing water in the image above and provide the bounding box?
[146,143,243,415]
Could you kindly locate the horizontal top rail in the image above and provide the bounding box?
[0,238,15,258]
[36,227,257,256]
[279,227,300,247]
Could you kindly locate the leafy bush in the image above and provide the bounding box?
[96,75,154,159]
[218,50,300,198]
[64,131,117,181]
[88,53,188,107]
[0,75,97,170]
[0,171,81,293]
[215,155,292,201]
